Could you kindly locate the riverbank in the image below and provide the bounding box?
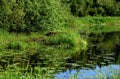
[75,17,120,33]
[0,17,120,78]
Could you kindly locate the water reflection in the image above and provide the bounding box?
[65,32,120,69]
[53,32,120,79]
[54,64,120,79]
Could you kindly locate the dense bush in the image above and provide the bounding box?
[0,0,70,33]
[7,42,22,50]
[44,30,87,51]
[63,0,120,17]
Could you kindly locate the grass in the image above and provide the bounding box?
[77,25,120,34]
[74,17,120,34]
[0,28,87,78]
[0,17,120,79]
[75,17,120,25]
[0,67,53,79]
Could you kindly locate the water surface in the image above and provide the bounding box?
[54,64,120,79]
[54,31,120,79]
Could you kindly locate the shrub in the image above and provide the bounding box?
[7,42,22,50]
[44,29,87,52]
[62,0,120,17]
[0,0,71,33]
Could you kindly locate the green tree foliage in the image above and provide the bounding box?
[63,0,120,17]
[0,0,70,33]
[0,0,120,33]
[0,0,25,32]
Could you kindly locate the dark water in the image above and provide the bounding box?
[54,31,120,79]
[64,32,120,69]
[0,31,120,79]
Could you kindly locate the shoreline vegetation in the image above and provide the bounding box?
[0,17,120,79]
[0,0,120,78]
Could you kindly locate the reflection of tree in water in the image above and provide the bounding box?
[66,32,120,69]
[113,45,120,62]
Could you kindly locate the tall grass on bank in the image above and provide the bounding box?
[76,17,120,25]
[73,17,120,34]
[0,16,120,79]
[0,67,53,79]
[0,28,87,75]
